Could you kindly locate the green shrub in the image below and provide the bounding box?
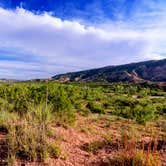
[133,105,156,124]
[115,106,132,119]
[87,102,104,114]
[113,99,156,124]
[51,88,72,112]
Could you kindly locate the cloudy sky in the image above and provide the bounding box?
[0,0,165,79]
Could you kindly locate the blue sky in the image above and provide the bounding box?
[0,0,165,79]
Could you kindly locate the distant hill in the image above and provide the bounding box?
[52,59,166,83]
[0,79,19,83]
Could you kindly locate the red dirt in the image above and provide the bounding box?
[1,115,166,166]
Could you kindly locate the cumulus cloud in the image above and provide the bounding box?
[0,7,165,79]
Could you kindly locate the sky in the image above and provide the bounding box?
[0,0,165,79]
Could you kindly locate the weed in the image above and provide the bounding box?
[48,143,61,158]
[5,103,54,163]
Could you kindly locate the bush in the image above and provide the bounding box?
[133,105,156,124]
[112,97,157,124]
[51,87,72,112]
[87,102,104,114]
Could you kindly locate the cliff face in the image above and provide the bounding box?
[53,59,166,83]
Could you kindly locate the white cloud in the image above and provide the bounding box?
[0,7,165,79]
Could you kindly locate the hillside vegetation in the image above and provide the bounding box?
[0,81,165,165]
[53,59,166,83]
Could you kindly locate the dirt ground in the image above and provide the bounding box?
[1,114,166,166]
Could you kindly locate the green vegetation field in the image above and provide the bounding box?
[0,81,165,165]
